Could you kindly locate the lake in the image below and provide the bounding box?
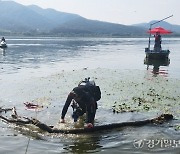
[0,37,180,154]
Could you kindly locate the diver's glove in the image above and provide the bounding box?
[60,118,65,123]
[84,123,94,128]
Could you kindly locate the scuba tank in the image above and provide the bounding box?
[78,77,101,101]
[78,77,96,86]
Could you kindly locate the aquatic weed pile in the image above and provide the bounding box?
[33,68,180,118]
[44,68,179,118]
[94,69,180,118]
[1,68,179,121]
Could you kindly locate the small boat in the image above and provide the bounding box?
[145,26,172,59]
[145,15,173,60]
[0,41,7,48]
[145,48,170,59]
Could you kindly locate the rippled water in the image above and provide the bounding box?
[0,37,180,153]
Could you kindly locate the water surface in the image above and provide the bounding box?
[0,37,180,154]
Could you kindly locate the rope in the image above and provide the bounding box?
[25,138,30,154]
[24,104,39,154]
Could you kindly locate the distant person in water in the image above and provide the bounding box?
[60,78,101,128]
[1,37,6,42]
[154,32,161,51]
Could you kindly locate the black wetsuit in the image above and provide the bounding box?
[61,86,97,123]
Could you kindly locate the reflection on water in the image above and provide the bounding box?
[0,48,6,56]
[63,134,102,153]
[144,57,170,77]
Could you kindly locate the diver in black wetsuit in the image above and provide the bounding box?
[60,78,101,128]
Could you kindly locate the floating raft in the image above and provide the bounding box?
[145,48,170,59]
[0,107,173,134]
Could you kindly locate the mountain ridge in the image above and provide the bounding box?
[0,1,179,36]
[0,0,146,36]
[133,21,180,34]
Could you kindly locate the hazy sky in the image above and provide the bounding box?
[10,0,180,25]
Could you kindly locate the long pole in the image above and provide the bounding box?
[148,15,173,50]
